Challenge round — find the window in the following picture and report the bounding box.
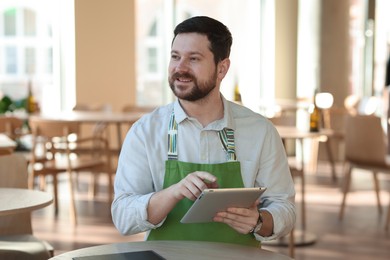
[0,3,52,109]
[135,0,273,110]
[4,8,16,36]
[0,0,74,113]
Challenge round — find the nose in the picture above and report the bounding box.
[175,58,189,73]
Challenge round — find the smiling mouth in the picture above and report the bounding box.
[173,72,194,83]
[177,77,192,83]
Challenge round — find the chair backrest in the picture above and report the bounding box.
[345,115,387,166]
[122,104,156,113]
[29,118,80,138]
[268,112,297,157]
[0,116,24,139]
[28,118,81,165]
[0,153,33,235]
[72,103,110,139]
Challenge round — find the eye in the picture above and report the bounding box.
[171,54,180,60]
[190,56,200,62]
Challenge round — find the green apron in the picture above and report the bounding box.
[147,112,259,247]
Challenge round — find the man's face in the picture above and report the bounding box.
[168,33,218,101]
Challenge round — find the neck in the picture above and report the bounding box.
[179,92,224,127]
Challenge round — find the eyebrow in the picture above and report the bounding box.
[171,50,205,57]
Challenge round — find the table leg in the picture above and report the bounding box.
[325,138,337,182]
[116,122,122,149]
[264,139,317,247]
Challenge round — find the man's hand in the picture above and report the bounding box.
[170,171,219,201]
[213,200,260,234]
[147,171,218,225]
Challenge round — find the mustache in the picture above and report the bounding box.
[171,72,195,80]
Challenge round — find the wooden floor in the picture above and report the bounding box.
[31,161,390,259]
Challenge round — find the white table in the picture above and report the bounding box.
[50,240,293,260]
[269,126,334,247]
[276,126,336,180]
[0,133,17,153]
[30,111,145,149]
[0,188,53,216]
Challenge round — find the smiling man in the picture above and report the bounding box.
[112,16,296,247]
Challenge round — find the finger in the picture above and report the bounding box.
[251,199,261,208]
[193,171,218,184]
[181,188,198,201]
[187,171,218,192]
[216,209,258,227]
[180,172,215,199]
[226,207,253,217]
[176,172,218,201]
[180,178,204,199]
[213,214,254,234]
[184,174,209,194]
[207,181,219,189]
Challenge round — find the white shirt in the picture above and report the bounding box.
[112,96,296,241]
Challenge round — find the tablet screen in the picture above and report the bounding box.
[180,187,266,224]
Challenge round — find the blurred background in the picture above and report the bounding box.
[0,0,389,115]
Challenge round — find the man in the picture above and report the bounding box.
[112,16,295,247]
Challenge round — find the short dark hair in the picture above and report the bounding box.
[173,16,233,64]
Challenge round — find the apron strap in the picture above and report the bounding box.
[168,112,178,160]
[218,128,237,161]
[167,111,237,162]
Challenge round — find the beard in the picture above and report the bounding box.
[168,69,218,101]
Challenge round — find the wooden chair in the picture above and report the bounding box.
[339,114,390,230]
[0,115,25,140]
[28,117,112,226]
[72,104,111,193]
[122,104,156,113]
[121,105,156,144]
[319,107,349,181]
[73,103,110,140]
[0,153,54,259]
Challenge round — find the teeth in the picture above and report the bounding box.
[178,77,191,82]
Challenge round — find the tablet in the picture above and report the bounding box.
[180,187,266,224]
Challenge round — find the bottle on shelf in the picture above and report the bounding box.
[233,79,242,103]
[26,80,36,114]
[309,89,320,132]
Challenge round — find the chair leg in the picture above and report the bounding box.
[67,170,78,226]
[288,228,295,258]
[52,174,59,215]
[28,167,34,189]
[372,172,382,215]
[325,138,337,182]
[309,138,319,174]
[386,195,390,231]
[300,170,306,230]
[39,175,46,190]
[106,152,113,202]
[339,164,352,220]
[108,170,113,202]
[88,172,97,199]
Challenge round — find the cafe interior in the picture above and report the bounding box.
[1,0,390,259]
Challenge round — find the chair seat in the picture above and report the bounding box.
[339,114,390,231]
[349,161,390,173]
[0,234,53,260]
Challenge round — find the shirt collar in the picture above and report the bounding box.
[173,95,236,131]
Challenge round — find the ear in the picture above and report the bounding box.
[217,58,230,81]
